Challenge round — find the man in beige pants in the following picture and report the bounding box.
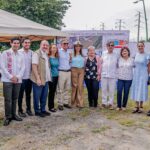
[57,39,72,110]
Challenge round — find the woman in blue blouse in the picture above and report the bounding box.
[48,44,59,112]
[71,41,85,108]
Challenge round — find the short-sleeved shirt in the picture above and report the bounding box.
[72,55,84,68]
[32,50,51,82]
[85,57,98,80]
[118,57,134,80]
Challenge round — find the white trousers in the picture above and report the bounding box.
[101,77,116,105]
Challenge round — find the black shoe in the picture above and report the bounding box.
[49,108,57,112]
[35,112,45,117]
[18,111,26,117]
[58,105,64,111]
[12,115,23,121]
[3,118,11,126]
[42,111,51,116]
[26,110,33,116]
[147,110,150,116]
[63,104,72,109]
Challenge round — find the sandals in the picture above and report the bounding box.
[138,107,143,113]
[132,107,139,113]
[132,107,143,113]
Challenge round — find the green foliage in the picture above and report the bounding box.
[0,0,71,29]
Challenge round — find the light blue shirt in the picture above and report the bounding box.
[72,55,84,68]
[58,48,71,70]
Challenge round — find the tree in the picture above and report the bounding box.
[0,0,70,29]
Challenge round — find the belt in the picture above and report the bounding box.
[59,69,71,72]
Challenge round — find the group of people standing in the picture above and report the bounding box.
[1,37,150,126]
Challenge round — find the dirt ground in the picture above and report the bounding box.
[0,94,150,150]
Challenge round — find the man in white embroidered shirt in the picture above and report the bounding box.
[1,37,25,126]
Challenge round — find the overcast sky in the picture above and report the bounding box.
[63,0,150,41]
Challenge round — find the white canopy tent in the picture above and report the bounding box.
[0,9,69,42]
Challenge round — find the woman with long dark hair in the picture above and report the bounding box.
[71,41,85,108]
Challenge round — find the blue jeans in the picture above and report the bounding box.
[32,82,48,113]
[85,79,99,107]
[117,79,132,108]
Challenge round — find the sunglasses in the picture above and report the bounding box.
[108,44,114,47]
[63,43,69,45]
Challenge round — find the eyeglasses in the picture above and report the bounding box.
[108,45,114,47]
[63,43,69,45]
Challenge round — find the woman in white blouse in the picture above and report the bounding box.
[117,47,134,110]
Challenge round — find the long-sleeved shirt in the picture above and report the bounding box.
[18,48,32,79]
[101,51,118,78]
[58,48,71,70]
[1,48,25,83]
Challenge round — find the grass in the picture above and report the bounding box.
[92,126,111,134]
[65,87,150,130]
[68,107,91,120]
[118,119,136,127]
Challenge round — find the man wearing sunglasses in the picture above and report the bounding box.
[101,41,118,109]
[57,39,72,110]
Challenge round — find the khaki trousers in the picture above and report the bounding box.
[57,71,71,106]
[71,68,84,107]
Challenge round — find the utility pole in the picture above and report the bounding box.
[100,22,105,30]
[115,19,125,30]
[133,0,148,41]
[136,11,142,42]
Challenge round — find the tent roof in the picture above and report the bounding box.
[0,9,69,42]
